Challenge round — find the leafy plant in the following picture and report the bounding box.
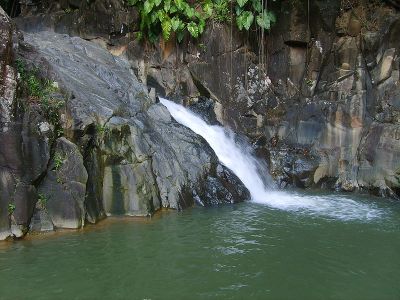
[38,194,48,209]
[256,10,276,29]
[236,9,254,30]
[126,0,276,43]
[7,203,15,215]
[212,0,231,23]
[16,59,65,138]
[305,78,314,87]
[127,0,210,43]
[53,152,65,171]
[235,0,276,31]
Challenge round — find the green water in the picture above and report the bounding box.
[0,194,400,300]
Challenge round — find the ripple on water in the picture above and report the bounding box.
[251,191,388,221]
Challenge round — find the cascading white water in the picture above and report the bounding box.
[160,98,384,221]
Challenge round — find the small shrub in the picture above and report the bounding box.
[213,0,231,23]
[15,59,65,137]
[7,203,16,215]
[53,152,65,171]
[38,194,47,209]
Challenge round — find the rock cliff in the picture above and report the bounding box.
[0,6,249,240]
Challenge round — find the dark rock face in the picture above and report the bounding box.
[17,0,137,42]
[0,7,16,240]
[0,7,50,239]
[0,28,249,239]
[154,0,400,198]
[38,137,88,229]
[0,4,250,239]
[188,97,219,125]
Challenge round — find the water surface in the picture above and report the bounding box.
[1,193,399,300]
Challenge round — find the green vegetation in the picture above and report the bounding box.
[127,0,208,42]
[305,78,314,87]
[16,59,64,137]
[126,0,276,43]
[53,152,65,171]
[38,194,48,209]
[96,123,107,134]
[53,152,66,184]
[7,203,15,215]
[236,0,276,31]
[213,0,231,23]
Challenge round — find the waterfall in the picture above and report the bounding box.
[160,98,384,221]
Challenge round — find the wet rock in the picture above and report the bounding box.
[30,209,54,232]
[269,147,319,188]
[214,164,250,201]
[1,7,49,240]
[13,183,37,228]
[188,97,219,125]
[16,0,138,42]
[195,164,250,206]
[372,48,396,84]
[21,31,249,220]
[38,137,88,229]
[347,18,362,37]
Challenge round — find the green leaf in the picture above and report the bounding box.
[169,4,178,13]
[235,5,243,16]
[256,10,276,29]
[136,31,143,40]
[127,0,139,5]
[157,9,166,22]
[164,0,171,11]
[251,0,262,13]
[177,30,185,43]
[185,5,195,18]
[143,0,154,14]
[236,0,249,8]
[151,11,158,23]
[198,18,206,34]
[148,30,159,43]
[187,21,199,38]
[236,10,254,31]
[203,2,213,18]
[171,16,182,31]
[174,0,185,10]
[162,18,172,40]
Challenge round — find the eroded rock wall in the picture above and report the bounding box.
[0,7,51,240]
[113,0,400,197]
[0,6,250,240]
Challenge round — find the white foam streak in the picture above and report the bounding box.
[160,98,384,221]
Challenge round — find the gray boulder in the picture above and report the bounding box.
[38,137,87,229]
[19,31,249,222]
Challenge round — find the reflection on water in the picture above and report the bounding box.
[0,196,399,300]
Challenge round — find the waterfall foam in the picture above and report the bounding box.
[160,98,385,221]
